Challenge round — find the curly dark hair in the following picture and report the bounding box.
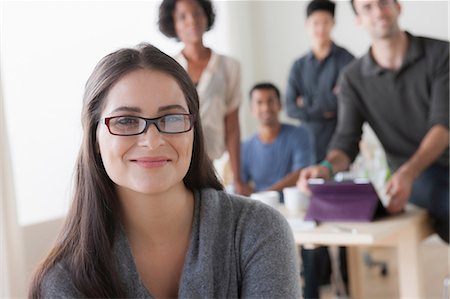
[158,0,215,39]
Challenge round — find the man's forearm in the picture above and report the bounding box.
[325,149,352,174]
[398,125,449,179]
[267,170,300,192]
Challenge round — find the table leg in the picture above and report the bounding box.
[396,229,424,299]
[328,246,347,297]
[347,246,364,299]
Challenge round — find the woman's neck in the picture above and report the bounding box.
[182,42,210,62]
[182,44,211,83]
[118,184,194,246]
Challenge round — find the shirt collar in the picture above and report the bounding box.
[402,32,423,67]
[361,31,423,76]
[176,49,219,73]
[306,42,338,61]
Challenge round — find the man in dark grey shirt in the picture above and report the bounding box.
[300,0,449,243]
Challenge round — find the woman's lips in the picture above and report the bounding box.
[131,157,170,168]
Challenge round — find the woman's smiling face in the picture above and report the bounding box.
[97,69,194,196]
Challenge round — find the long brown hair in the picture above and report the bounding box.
[29,44,222,298]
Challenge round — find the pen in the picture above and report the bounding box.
[332,225,358,234]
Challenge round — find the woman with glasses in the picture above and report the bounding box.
[28,44,300,298]
[159,0,245,194]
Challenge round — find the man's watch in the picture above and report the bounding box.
[319,160,334,177]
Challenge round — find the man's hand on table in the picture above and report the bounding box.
[386,166,415,214]
[297,164,332,195]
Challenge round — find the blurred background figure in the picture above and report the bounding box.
[286,0,354,163]
[159,0,244,193]
[285,1,354,297]
[240,82,315,197]
[299,0,449,244]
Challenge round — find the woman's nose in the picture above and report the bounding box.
[137,124,165,149]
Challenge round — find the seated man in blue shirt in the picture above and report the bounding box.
[240,82,315,197]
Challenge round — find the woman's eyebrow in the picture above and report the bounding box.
[158,104,188,113]
[109,104,187,114]
[111,106,141,113]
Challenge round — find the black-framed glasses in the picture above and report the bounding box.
[102,114,195,136]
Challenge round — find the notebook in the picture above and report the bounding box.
[304,178,388,222]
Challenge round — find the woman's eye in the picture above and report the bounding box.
[114,117,140,127]
[175,13,186,22]
[164,115,183,123]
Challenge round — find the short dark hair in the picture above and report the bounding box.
[307,0,336,18]
[249,82,281,103]
[159,0,215,39]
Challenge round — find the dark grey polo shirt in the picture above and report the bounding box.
[286,43,354,161]
[330,32,449,171]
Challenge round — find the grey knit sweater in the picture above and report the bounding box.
[41,188,301,298]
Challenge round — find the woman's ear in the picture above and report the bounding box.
[95,124,101,155]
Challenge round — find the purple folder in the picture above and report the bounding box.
[305,179,387,222]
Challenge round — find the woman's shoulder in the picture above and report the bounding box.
[173,51,187,68]
[198,189,289,232]
[197,189,299,296]
[199,188,255,212]
[211,51,240,68]
[39,261,83,297]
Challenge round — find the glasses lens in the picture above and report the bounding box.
[158,114,192,133]
[108,116,145,135]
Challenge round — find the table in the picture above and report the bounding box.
[284,205,434,299]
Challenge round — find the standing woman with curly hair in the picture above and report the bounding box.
[159,0,246,194]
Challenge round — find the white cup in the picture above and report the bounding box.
[283,186,310,216]
[250,191,280,209]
